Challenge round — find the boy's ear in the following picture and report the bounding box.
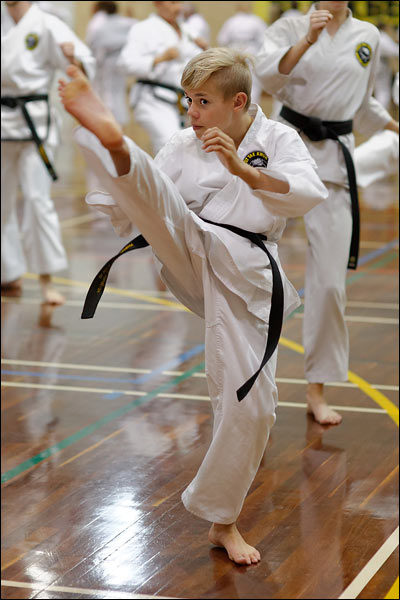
[233,92,248,111]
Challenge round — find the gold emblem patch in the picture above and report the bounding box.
[25,33,39,50]
[243,150,269,168]
[355,42,372,67]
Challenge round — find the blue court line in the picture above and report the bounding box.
[296,238,398,298]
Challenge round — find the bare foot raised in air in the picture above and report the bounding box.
[58,65,124,151]
[209,523,261,565]
[306,383,342,425]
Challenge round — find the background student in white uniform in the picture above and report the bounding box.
[58,48,327,565]
[87,1,137,127]
[255,1,399,425]
[1,0,95,304]
[217,2,267,105]
[181,1,210,50]
[117,0,203,155]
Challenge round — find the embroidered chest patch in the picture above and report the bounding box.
[25,33,39,50]
[355,42,372,67]
[243,150,269,168]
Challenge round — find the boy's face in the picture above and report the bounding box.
[184,78,246,141]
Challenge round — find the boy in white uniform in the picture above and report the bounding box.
[1,0,95,303]
[117,0,203,155]
[256,1,399,425]
[58,48,327,564]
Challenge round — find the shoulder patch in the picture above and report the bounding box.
[243,150,269,168]
[355,42,372,67]
[25,33,39,50]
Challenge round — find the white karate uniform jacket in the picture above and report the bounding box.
[75,104,327,523]
[1,2,95,144]
[117,13,202,153]
[255,7,394,384]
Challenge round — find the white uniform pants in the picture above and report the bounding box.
[1,141,68,283]
[77,129,277,524]
[303,183,352,383]
[133,95,183,155]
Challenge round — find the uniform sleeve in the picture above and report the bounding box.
[253,127,328,217]
[353,38,392,137]
[117,22,157,79]
[46,15,96,80]
[255,18,299,95]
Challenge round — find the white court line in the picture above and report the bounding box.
[2,359,398,392]
[0,580,177,599]
[294,314,399,325]
[346,301,399,310]
[3,297,399,320]
[0,382,388,414]
[338,527,399,599]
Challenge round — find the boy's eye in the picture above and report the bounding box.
[200,99,208,105]
[185,96,192,104]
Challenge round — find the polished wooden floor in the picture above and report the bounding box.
[1,107,399,599]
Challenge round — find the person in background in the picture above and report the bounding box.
[1,0,95,304]
[87,1,138,127]
[256,0,399,425]
[217,2,268,104]
[181,1,210,50]
[117,1,203,156]
[373,23,399,109]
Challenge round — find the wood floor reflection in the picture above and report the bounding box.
[1,138,398,599]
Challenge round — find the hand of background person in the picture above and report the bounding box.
[307,9,333,44]
[60,42,75,62]
[158,47,180,63]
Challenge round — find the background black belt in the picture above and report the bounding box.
[280,105,359,270]
[136,79,187,120]
[81,218,284,402]
[1,94,58,180]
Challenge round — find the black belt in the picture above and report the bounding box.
[81,218,284,402]
[136,79,187,123]
[1,94,58,180]
[280,105,359,269]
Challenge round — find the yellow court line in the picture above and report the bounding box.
[57,428,124,468]
[23,273,189,311]
[385,576,399,599]
[279,337,399,427]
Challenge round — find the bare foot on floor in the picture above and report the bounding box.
[58,65,124,151]
[1,278,22,297]
[42,288,65,306]
[306,383,342,426]
[209,523,261,565]
[39,275,65,306]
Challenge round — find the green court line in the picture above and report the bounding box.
[1,362,205,484]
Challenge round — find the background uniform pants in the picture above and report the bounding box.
[1,141,67,283]
[303,182,352,383]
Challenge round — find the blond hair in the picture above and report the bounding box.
[181,47,253,110]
